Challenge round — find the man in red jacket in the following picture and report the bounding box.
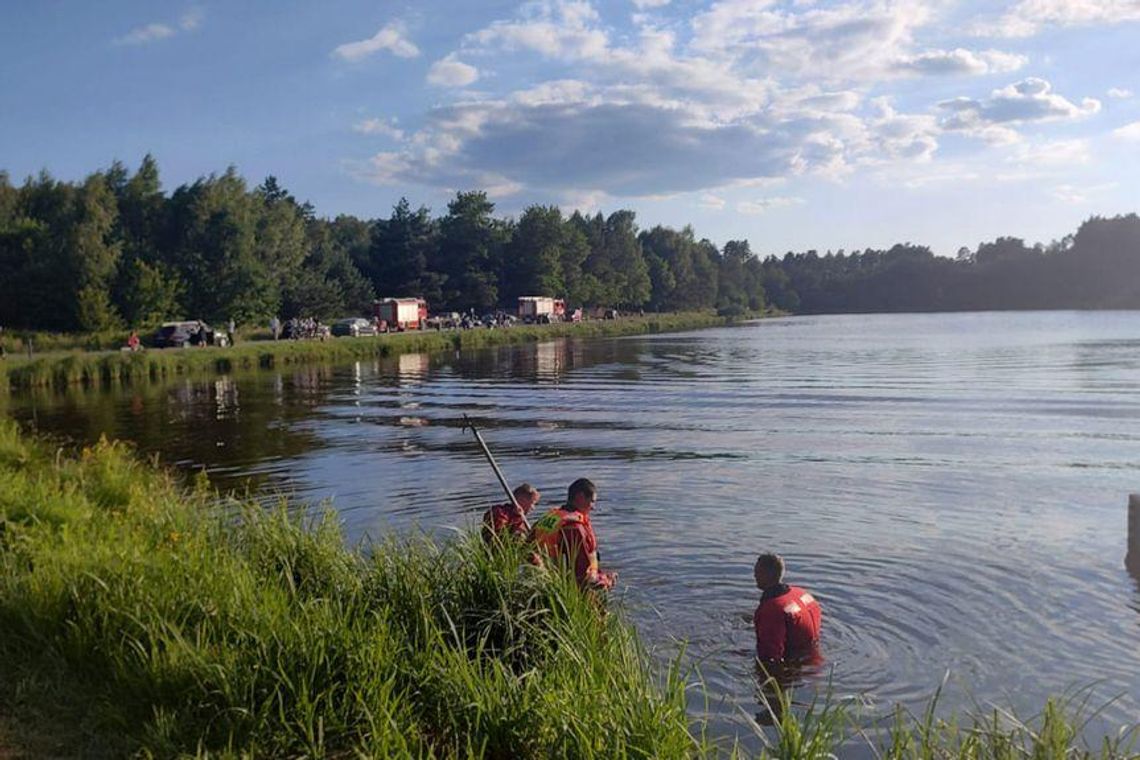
[753,553,821,662]
[482,483,541,543]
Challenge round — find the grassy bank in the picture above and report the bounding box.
[2,421,1138,758]
[0,419,704,758]
[1,312,731,394]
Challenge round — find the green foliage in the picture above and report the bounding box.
[1,157,772,331]
[0,421,706,757]
[439,191,508,311]
[366,198,443,303]
[115,258,183,327]
[641,225,721,311]
[503,205,570,299]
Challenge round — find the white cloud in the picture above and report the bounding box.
[1007,138,1090,167]
[333,23,420,61]
[1108,87,1134,99]
[353,118,405,140]
[427,55,480,87]
[899,168,981,189]
[1050,182,1118,204]
[469,0,608,61]
[180,8,203,31]
[511,79,595,106]
[689,0,935,83]
[699,193,726,210]
[736,196,804,214]
[894,48,1027,76]
[974,0,1140,38]
[115,23,175,45]
[938,78,1101,141]
[867,97,938,161]
[1113,121,1140,140]
[632,0,671,7]
[345,1,1048,201]
[113,9,204,45]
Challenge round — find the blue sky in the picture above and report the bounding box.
[2,0,1139,256]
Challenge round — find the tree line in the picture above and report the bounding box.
[1,155,1138,332]
[762,216,1140,314]
[0,156,764,332]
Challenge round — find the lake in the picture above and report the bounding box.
[8,310,1140,752]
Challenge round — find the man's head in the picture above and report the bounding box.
[513,483,540,513]
[754,553,785,591]
[566,478,597,513]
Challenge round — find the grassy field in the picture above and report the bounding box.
[1,312,731,394]
[1,420,1137,758]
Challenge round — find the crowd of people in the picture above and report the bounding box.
[269,316,328,341]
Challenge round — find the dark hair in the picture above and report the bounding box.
[754,553,785,583]
[566,477,596,509]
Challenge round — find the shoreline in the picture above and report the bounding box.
[1,311,743,395]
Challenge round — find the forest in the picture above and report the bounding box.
[1,155,1138,332]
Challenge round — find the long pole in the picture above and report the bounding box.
[462,414,520,510]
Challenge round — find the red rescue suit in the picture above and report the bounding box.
[529,507,611,588]
[482,502,528,543]
[754,584,821,662]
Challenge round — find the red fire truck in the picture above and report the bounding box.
[373,297,428,331]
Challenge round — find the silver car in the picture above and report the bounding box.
[331,317,377,337]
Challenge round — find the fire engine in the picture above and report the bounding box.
[517,296,566,323]
[373,297,428,331]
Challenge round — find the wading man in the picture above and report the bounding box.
[753,553,821,663]
[530,478,616,590]
[482,483,541,543]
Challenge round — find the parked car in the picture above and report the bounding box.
[152,321,228,348]
[331,317,377,337]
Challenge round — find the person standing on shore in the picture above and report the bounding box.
[482,483,541,543]
[227,318,236,346]
[270,316,280,341]
[752,553,821,663]
[530,478,616,590]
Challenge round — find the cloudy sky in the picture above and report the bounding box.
[2,1,1139,255]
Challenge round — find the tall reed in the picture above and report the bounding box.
[0,420,705,757]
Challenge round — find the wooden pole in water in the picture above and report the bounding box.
[1128,494,1140,575]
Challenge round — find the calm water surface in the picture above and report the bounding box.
[8,311,1140,751]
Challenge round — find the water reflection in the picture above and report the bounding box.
[752,652,828,726]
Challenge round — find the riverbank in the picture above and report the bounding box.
[1,421,1137,758]
[1,312,733,394]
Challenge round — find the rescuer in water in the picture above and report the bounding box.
[482,483,541,543]
[753,553,822,663]
[529,478,616,590]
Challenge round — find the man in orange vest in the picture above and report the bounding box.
[529,478,616,589]
[753,553,822,662]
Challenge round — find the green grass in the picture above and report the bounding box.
[1,312,737,394]
[0,420,708,758]
[1,420,1136,758]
